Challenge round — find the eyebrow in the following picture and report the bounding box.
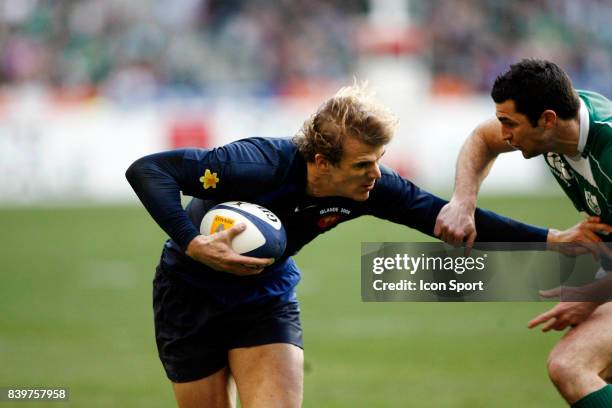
[354,150,386,164]
[497,116,517,125]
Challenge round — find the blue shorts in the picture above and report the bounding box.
[153,264,303,383]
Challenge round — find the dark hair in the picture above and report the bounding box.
[293,82,397,165]
[491,59,580,127]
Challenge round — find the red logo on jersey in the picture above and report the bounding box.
[317,214,341,229]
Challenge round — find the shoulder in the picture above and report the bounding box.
[184,137,298,165]
[579,90,612,126]
[185,137,299,178]
[179,137,303,195]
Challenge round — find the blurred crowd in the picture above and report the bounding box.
[0,0,366,100]
[0,0,610,100]
[419,0,612,96]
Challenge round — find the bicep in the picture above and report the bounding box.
[472,118,514,155]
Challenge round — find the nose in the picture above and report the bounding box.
[370,163,382,180]
[501,126,513,141]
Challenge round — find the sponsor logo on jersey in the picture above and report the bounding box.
[200,169,219,189]
[585,191,601,215]
[545,153,573,181]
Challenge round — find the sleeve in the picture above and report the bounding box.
[366,166,548,242]
[125,139,286,250]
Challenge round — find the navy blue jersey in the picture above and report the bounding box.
[126,137,547,305]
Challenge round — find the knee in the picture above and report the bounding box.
[547,346,595,403]
[547,352,579,389]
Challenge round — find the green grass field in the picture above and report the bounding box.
[0,195,582,407]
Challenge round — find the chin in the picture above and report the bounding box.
[352,192,371,201]
[522,150,542,159]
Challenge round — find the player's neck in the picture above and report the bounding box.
[305,162,332,197]
[553,116,581,156]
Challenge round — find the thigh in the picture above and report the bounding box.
[153,265,230,382]
[552,302,612,373]
[172,367,237,408]
[229,343,303,408]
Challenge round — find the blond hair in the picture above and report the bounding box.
[294,81,399,165]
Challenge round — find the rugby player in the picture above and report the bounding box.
[127,82,605,408]
[435,59,612,407]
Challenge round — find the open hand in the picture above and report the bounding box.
[527,301,600,332]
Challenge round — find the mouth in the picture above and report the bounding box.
[506,140,520,150]
[361,182,376,191]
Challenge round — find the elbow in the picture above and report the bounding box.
[125,157,148,186]
[125,161,138,185]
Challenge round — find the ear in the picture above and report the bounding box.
[314,153,330,171]
[540,110,557,129]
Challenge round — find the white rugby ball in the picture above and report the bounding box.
[200,201,287,260]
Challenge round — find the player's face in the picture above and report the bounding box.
[495,100,553,159]
[328,136,385,201]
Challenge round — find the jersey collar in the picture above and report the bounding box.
[578,97,590,157]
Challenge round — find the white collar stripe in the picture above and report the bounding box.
[577,98,589,153]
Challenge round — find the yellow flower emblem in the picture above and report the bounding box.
[199,169,219,189]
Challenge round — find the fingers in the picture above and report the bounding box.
[583,221,612,235]
[528,304,579,332]
[438,227,476,251]
[577,227,612,258]
[582,227,603,242]
[578,220,612,258]
[528,307,569,332]
[463,231,477,256]
[435,222,473,248]
[232,253,274,267]
[541,318,560,332]
[434,203,478,250]
[433,218,442,237]
[575,241,612,261]
[541,318,572,332]
[434,225,464,246]
[583,217,612,235]
[539,287,561,298]
[219,253,273,276]
[223,223,247,239]
[527,308,557,329]
[215,257,272,276]
[552,218,612,259]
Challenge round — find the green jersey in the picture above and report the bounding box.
[544,90,612,226]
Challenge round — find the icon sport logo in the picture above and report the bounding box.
[200,201,287,260]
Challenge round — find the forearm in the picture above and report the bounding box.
[371,168,548,242]
[373,182,548,242]
[473,207,548,242]
[451,131,498,210]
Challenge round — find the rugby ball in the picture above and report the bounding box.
[200,201,286,260]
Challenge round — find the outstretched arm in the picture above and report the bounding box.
[368,166,612,247]
[368,166,548,242]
